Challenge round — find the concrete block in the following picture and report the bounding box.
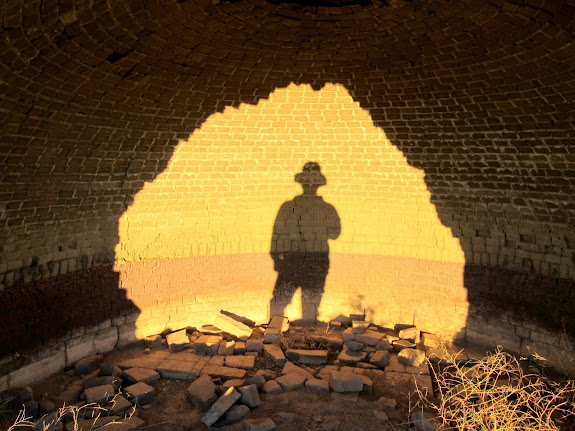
[225,355,256,370]
[201,365,247,381]
[125,382,154,405]
[94,327,118,353]
[83,375,120,390]
[264,344,286,366]
[201,387,241,426]
[421,333,440,348]
[66,334,96,366]
[329,371,363,393]
[247,374,266,389]
[222,378,246,391]
[208,355,225,366]
[186,374,217,410]
[399,327,421,344]
[107,395,133,416]
[355,330,385,346]
[262,380,282,394]
[122,367,160,385]
[82,384,115,404]
[156,360,200,380]
[352,321,369,334]
[342,328,355,342]
[329,320,342,330]
[281,361,314,380]
[263,327,281,343]
[285,349,327,365]
[305,378,329,392]
[239,384,261,407]
[222,341,236,356]
[226,404,250,423]
[276,372,306,391]
[370,350,391,368]
[345,341,364,351]
[337,350,367,365]
[214,314,253,340]
[358,374,373,394]
[246,339,264,352]
[194,335,222,355]
[74,355,104,375]
[99,364,122,377]
[393,340,416,352]
[9,351,65,389]
[118,322,138,347]
[166,330,191,352]
[398,349,426,367]
[264,316,289,343]
[375,338,393,351]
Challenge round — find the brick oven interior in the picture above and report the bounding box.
[1,0,574,410]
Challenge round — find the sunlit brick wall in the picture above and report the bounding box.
[115,83,467,340]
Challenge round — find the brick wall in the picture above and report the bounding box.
[1,0,574,375]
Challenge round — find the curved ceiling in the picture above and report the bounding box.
[1,0,573,103]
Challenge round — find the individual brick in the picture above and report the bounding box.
[398,348,426,367]
[352,321,370,334]
[193,335,222,355]
[166,330,191,352]
[246,339,264,352]
[421,333,441,348]
[82,384,115,405]
[329,371,363,393]
[186,374,217,410]
[226,405,250,423]
[262,380,282,394]
[201,365,247,381]
[124,382,155,405]
[224,355,255,370]
[281,361,314,380]
[398,327,421,344]
[276,372,307,391]
[83,375,120,390]
[305,378,329,392]
[264,344,286,366]
[121,367,160,385]
[370,350,391,368]
[201,387,241,427]
[238,384,261,407]
[75,355,103,375]
[213,313,253,340]
[285,349,327,365]
[354,330,385,346]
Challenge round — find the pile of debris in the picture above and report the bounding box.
[5,313,448,431]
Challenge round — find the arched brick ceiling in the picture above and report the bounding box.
[2,0,574,102]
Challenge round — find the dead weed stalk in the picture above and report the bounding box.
[6,395,135,431]
[415,347,575,431]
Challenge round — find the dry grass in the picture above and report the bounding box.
[415,348,575,431]
[6,396,135,431]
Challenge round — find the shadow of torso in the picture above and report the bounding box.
[270,194,341,321]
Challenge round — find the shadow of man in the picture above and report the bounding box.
[270,162,341,323]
